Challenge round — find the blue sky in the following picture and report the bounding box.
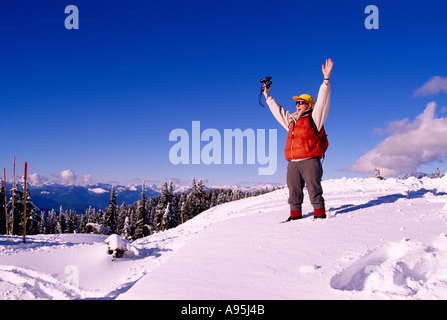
[1,0,447,186]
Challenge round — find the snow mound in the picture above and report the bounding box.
[103,234,138,259]
[331,235,447,299]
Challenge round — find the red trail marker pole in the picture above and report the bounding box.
[23,162,27,244]
[11,156,15,244]
[3,168,9,245]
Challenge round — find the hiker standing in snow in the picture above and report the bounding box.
[263,58,333,221]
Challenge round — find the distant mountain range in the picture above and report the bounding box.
[29,183,160,213]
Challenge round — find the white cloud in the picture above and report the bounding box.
[349,102,447,176]
[28,173,43,186]
[60,169,77,185]
[83,174,92,184]
[414,76,447,96]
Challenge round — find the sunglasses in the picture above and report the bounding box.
[296,101,310,106]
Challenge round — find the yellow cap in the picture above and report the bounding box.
[292,94,315,108]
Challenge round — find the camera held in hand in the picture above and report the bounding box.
[260,76,272,91]
[258,76,272,108]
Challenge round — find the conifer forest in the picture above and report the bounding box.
[0,177,280,241]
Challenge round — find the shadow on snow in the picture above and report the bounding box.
[327,188,447,216]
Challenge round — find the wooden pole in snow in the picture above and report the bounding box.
[23,162,27,244]
[3,168,9,245]
[11,156,15,244]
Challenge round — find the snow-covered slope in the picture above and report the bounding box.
[1,176,447,300]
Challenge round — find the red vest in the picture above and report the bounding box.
[284,113,326,161]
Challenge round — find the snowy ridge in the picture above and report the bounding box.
[1,176,447,299]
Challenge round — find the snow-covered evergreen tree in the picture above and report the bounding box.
[197,179,207,213]
[216,192,226,206]
[155,180,175,231]
[121,216,132,240]
[103,187,117,233]
[7,182,20,235]
[48,209,58,234]
[38,211,47,234]
[23,181,42,235]
[374,168,385,180]
[160,203,178,231]
[78,214,87,233]
[182,177,201,221]
[6,180,41,235]
[178,193,186,224]
[134,182,151,239]
[65,210,77,233]
[117,202,128,236]
[57,206,67,233]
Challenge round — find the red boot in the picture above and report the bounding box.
[314,208,326,219]
[286,209,302,222]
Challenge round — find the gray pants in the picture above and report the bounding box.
[287,158,324,211]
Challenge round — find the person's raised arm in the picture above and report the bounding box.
[322,58,333,85]
[264,84,290,131]
[312,58,333,130]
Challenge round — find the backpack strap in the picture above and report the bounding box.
[309,114,319,136]
[309,113,328,161]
